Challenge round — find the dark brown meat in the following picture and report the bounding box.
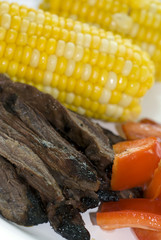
[0,82,99,210]
[0,75,114,180]
[0,156,47,226]
[102,128,125,146]
[0,101,64,202]
[97,185,143,202]
[47,203,90,240]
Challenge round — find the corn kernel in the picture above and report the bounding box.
[80,82,93,98]
[74,79,85,95]
[38,52,48,70]
[64,42,75,59]
[6,29,17,43]
[109,90,122,104]
[17,64,26,78]
[73,45,84,62]
[28,36,37,49]
[25,66,35,81]
[66,93,75,104]
[5,43,15,60]
[77,106,86,115]
[122,60,133,76]
[19,6,28,17]
[84,34,92,48]
[114,57,125,73]
[28,11,36,22]
[90,85,102,101]
[0,58,8,73]
[36,13,45,25]
[30,49,40,68]
[0,2,9,15]
[11,16,21,31]
[90,67,100,84]
[56,40,65,57]
[91,35,101,49]
[33,69,44,84]
[90,50,99,65]
[119,93,132,107]
[36,24,43,36]
[99,88,111,104]
[105,104,117,117]
[46,38,56,55]
[44,86,52,94]
[73,95,82,107]
[21,46,32,65]
[1,13,11,29]
[37,36,47,52]
[97,53,107,68]
[9,3,19,16]
[20,19,29,33]
[43,70,53,86]
[42,25,52,38]
[65,59,75,77]
[106,54,115,70]
[52,87,59,99]
[50,73,59,88]
[125,80,140,96]
[105,71,117,90]
[7,61,18,76]
[60,29,69,41]
[66,77,76,92]
[81,63,92,81]
[28,22,37,35]
[82,48,90,63]
[100,38,109,53]
[57,74,67,91]
[17,32,27,46]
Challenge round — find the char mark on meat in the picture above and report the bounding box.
[0,155,47,226]
[47,203,90,240]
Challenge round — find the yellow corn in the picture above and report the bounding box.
[0,1,155,122]
[40,0,161,81]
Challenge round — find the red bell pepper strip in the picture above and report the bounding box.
[97,199,161,231]
[144,160,161,199]
[133,228,161,240]
[111,137,161,191]
[122,121,161,141]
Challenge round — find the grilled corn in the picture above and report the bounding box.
[0,1,155,121]
[40,0,161,81]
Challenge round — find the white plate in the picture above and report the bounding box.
[1,0,161,239]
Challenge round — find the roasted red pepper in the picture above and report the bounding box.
[111,137,161,191]
[133,228,161,240]
[122,120,161,141]
[144,160,161,200]
[97,199,161,231]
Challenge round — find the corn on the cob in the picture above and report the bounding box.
[0,1,154,122]
[40,0,161,81]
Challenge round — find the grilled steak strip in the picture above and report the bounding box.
[47,203,90,240]
[0,91,99,193]
[0,75,114,180]
[0,156,47,226]
[0,103,64,202]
